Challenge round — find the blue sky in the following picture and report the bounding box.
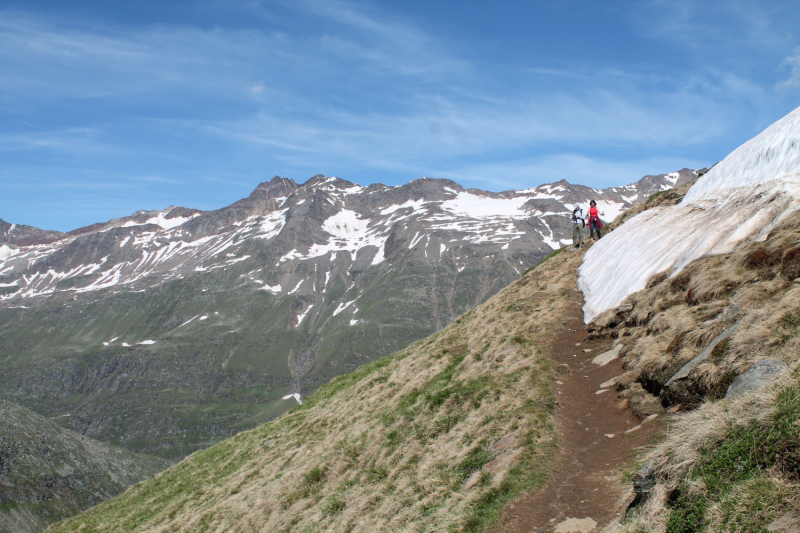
[1,0,799,231]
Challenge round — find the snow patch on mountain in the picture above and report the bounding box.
[296,305,312,326]
[122,210,199,230]
[287,281,302,295]
[579,105,800,323]
[333,300,356,316]
[281,209,388,266]
[260,283,281,295]
[322,209,369,237]
[381,199,427,215]
[439,192,531,219]
[282,393,302,404]
[255,210,288,240]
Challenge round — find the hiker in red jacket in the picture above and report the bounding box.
[588,200,604,240]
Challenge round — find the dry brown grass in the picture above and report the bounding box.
[47,248,588,533]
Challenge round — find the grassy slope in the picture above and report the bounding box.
[47,245,586,533]
[589,208,800,532]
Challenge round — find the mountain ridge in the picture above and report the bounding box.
[1,170,698,248]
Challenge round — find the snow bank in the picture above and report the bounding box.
[683,110,800,202]
[579,105,800,323]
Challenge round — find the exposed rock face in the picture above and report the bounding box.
[0,171,693,459]
[0,400,169,533]
[632,457,665,495]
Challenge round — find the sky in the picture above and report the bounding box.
[1,0,799,231]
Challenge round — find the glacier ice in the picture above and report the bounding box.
[579,105,800,323]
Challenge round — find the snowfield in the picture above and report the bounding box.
[579,105,800,323]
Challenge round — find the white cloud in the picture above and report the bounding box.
[777,47,800,90]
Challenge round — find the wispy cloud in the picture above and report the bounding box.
[777,47,800,90]
[0,127,116,156]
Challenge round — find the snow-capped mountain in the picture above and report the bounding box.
[580,105,800,322]
[0,171,696,302]
[0,170,696,458]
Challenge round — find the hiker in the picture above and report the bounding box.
[571,205,585,250]
[588,200,604,240]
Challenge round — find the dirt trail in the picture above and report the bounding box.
[493,299,659,533]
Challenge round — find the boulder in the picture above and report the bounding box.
[554,517,598,533]
[632,457,666,494]
[767,512,800,533]
[665,324,738,387]
[592,345,623,366]
[725,360,788,399]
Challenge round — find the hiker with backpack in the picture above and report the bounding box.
[588,200,604,240]
[571,205,585,250]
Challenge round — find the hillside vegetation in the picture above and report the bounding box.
[46,242,588,533]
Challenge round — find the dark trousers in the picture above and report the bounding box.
[590,220,602,239]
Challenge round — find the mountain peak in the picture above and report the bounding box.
[302,174,359,191]
[246,176,300,201]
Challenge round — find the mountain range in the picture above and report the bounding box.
[0,169,698,460]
